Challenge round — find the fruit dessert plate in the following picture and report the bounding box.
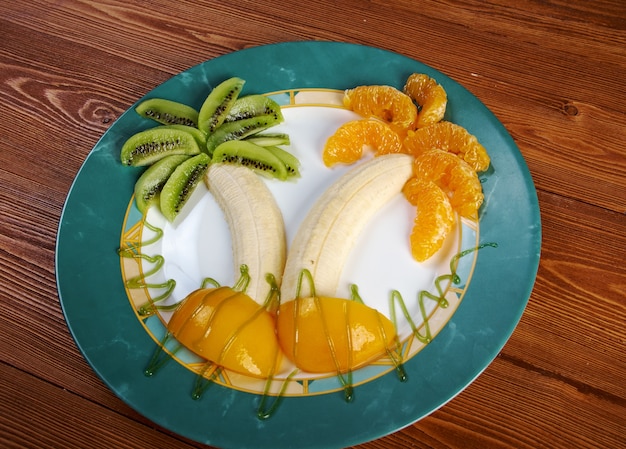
[57,41,541,449]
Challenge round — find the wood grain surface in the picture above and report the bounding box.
[1,1,625,448]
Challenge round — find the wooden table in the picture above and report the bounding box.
[1,1,625,448]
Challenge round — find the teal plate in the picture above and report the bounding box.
[56,41,541,449]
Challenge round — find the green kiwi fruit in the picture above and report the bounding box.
[120,127,201,166]
[160,153,211,222]
[198,77,245,135]
[225,95,284,122]
[244,133,291,147]
[162,124,207,148]
[212,140,288,180]
[134,154,191,214]
[135,98,199,127]
[264,146,300,178]
[205,114,283,155]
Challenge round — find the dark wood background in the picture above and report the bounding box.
[1,1,624,448]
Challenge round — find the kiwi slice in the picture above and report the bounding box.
[264,146,300,178]
[163,124,207,148]
[135,98,199,127]
[120,127,201,166]
[225,95,284,122]
[212,140,288,180]
[244,133,291,147]
[205,114,283,156]
[134,154,191,214]
[160,153,211,222]
[198,77,245,135]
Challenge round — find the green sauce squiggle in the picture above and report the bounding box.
[118,220,176,316]
[389,242,498,345]
[192,363,222,400]
[144,332,179,376]
[257,370,298,420]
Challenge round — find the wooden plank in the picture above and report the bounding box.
[0,363,207,449]
[502,190,626,397]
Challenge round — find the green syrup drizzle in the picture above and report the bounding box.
[118,220,176,316]
[254,272,301,419]
[191,363,222,400]
[390,242,498,345]
[144,332,179,377]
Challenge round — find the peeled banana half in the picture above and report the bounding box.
[281,153,414,299]
[204,163,287,304]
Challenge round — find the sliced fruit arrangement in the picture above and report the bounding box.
[125,73,493,391]
[120,77,298,221]
[326,72,491,262]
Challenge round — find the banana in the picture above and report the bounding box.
[281,153,414,299]
[204,163,287,304]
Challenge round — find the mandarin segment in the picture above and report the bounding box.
[343,85,418,133]
[322,119,402,166]
[403,177,455,262]
[414,149,484,218]
[277,296,397,373]
[403,121,491,172]
[403,73,448,128]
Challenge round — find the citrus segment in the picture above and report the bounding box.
[414,149,484,218]
[322,119,402,166]
[343,85,418,133]
[402,177,455,262]
[277,296,397,373]
[403,73,447,128]
[168,287,281,378]
[403,121,491,172]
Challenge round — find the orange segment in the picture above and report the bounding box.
[414,149,484,218]
[168,287,281,378]
[322,119,402,166]
[343,85,418,134]
[402,177,455,262]
[403,73,447,128]
[403,121,491,172]
[277,296,397,373]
